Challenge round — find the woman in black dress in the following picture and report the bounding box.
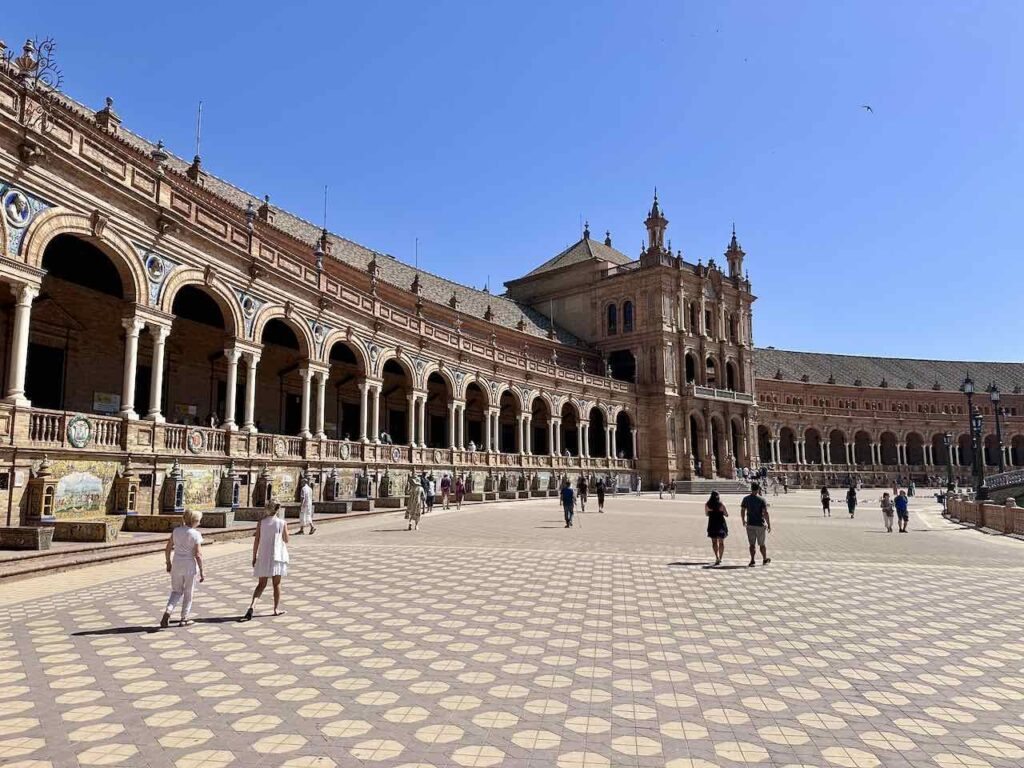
[705,490,729,566]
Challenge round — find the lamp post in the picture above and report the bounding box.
[963,375,978,494]
[989,383,1005,474]
[971,409,987,500]
[942,432,955,494]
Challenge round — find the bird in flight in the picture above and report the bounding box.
[861,105,874,113]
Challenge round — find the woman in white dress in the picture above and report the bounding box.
[244,504,290,620]
[161,510,205,628]
[405,475,426,530]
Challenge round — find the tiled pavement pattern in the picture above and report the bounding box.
[0,491,1023,767]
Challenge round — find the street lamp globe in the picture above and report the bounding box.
[971,411,983,433]
[989,384,1000,404]
[963,375,975,395]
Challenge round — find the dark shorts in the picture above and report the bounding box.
[896,509,909,520]
[707,526,728,539]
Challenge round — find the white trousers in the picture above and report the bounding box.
[299,506,313,525]
[165,564,197,619]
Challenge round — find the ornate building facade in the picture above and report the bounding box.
[0,44,1019,532]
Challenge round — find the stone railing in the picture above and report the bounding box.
[947,497,1024,535]
[10,403,637,473]
[689,384,756,404]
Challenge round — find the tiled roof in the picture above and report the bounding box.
[754,348,1024,393]
[52,93,584,346]
[520,235,634,279]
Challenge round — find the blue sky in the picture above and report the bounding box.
[10,1,1023,360]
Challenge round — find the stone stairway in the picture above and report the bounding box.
[673,478,752,495]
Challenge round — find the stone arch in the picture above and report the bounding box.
[689,411,707,473]
[828,429,846,465]
[758,424,773,463]
[420,362,458,396]
[0,202,8,258]
[560,398,583,422]
[616,409,634,459]
[460,372,492,403]
[778,426,797,463]
[159,268,244,336]
[854,430,873,465]
[906,432,925,465]
[321,331,370,373]
[880,431,898,465]
[1011,435,1024,467]
[804,427,823,464]
[684,351,697,384]
[730,415,746,466]
[252,306,314,357]
[22,208,147,303]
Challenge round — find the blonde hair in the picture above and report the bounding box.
[182,509,203,527]
[266,503,281,519]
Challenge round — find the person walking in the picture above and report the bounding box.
[670,480,677,500]
[880,492,895,533]
[425,474,437,513]
[894,489,910,533]
[781,475,789,494]
[297,477,315,535]
[846,486,858,518]
[454,474,465,510]
[635,475,642,496]
[405,475,426,531]
[561,479,575,528]
[576,474,589,513]
[245,505,289,620]
[705,490,729,566]
[741,482,772,567]
[160,510,205,628]
[658,480,665,499]
[440,473,452,510]
[820,486,831,517]
[595,477,606,513]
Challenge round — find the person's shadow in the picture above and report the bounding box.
[72,616,249,636]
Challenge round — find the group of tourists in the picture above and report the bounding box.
[821,484,911,532]
[404,471,466,530]
[703,482,772,567]
[560,474,607,527]
[160,502,290,628]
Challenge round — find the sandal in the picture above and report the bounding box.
[243,607,253,622]
[179,618,195,627]
[160,612,170,629]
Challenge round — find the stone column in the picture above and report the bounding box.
[523,414,532,455]
[796,439,805,465]
[584,424,591,458]
[577,422,584,457]
[242,351,260,432]
[871,442,879,465]
[823,442,831,465]
[314,369,328,439]
[548,419,556,457]
[370,384,381,443]
[610,426,617,458]
[457,403,465,449]
[146,324,171,422]
[448,401,457,449]
[417,396,427,448]
[297,367,313,438]
[120,317,144,419]
[484,408,492,452]
[409,393,419,447]
[4,283,38,406]
[631,427,638,459]
[222,347,240,430]
[358,380,369,442]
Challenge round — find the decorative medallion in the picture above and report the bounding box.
[433,449,442,463]
[66,415,93,449]
[273,437,287,458]
[186,428,205,454]
[241,295,257,318]
[340,443,351,460]
[2,189,30,229]
[390,446,402,463]
[311,322,326,345]
[145,253,165,281]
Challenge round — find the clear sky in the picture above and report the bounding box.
[9,1,1023,361]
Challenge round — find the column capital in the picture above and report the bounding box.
[242,349,261,366]
[121,316,145,335]
[12,281,40,305]
[223,346,242,364]
[147,322,171,343]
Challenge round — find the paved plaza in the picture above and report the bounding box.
[1,491,1023,768]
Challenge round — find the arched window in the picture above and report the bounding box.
[623,301,634,332]
[606,304,617,335]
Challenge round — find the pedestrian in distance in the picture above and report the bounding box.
[576,474,588,513]
[894,489,910,533]
[595,477,606,513]
[440,473,451,510]
[296,476,315,535]
[880,492,895,533]
[405,475,426,531]
[425,473,436,513]
[741,482,772,567]
[820,486,831,517]
[160,509,205,628]
[658,480,664,499]
[635,475,642,496]
[846,486,857,518]
[670,480,677,500]
[705,490,729,566]
[781,475,788,494]
[561,479,575,528]
[454,474,465,510]
[245,504,289,620]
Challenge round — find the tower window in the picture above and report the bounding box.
[607,304,617,335]
[623,301,634,333]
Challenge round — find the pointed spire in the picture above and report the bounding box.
[582,221,590,240]
[604,230,612,247]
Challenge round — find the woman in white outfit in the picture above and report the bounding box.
[161,510,205,628]
[245,504,290,620]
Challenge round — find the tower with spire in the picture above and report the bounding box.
[644,190,668,255]
[725,224,745,279]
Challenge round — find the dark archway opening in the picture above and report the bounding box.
[608,350,636,383]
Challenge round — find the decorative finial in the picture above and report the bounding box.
[244,200,256,233]
[583,221,590,239]
[604,230,612,247]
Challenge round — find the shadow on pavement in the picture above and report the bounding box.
[72,626,160,636]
